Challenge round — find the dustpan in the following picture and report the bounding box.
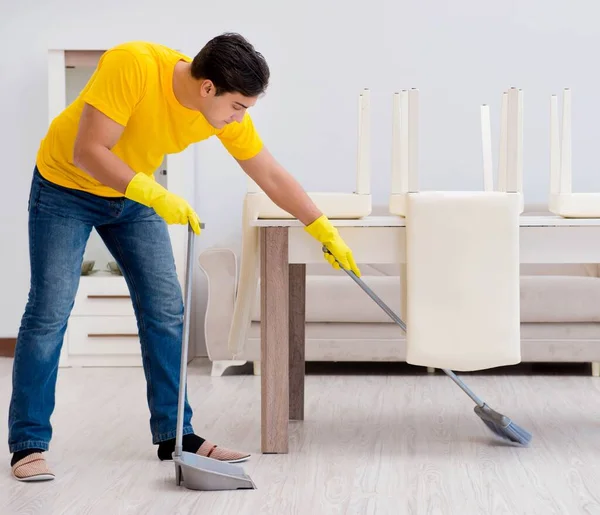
[173,223,257,491]
[174,452,257,491]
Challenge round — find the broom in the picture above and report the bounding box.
[323,246,532,446]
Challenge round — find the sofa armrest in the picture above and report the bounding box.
[197,247,238,360]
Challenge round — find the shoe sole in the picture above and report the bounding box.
[161,455,251,464]
[224,455,250,464]
[14,473,55,482]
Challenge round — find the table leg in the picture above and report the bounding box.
[289,263,306,420]
[260,226,289,453]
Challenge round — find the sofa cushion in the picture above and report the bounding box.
[250,274,600,324]
[251,275,403,323]
[520,275,600,322]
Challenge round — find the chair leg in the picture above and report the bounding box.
[253,361,261,376]
[592,362,600,378]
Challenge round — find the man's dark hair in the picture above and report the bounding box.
[191,33,270,97]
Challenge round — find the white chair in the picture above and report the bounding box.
[226,89,373,358]
[389,87,524,215]
[549,88,600,217]
[389,88,522,371]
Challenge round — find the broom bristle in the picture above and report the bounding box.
[474,404,532,446]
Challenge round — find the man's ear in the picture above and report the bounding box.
[200,79,214,97]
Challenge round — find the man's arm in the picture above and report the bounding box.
[236,146,361,275]
[72,47,147,192]
[73,102,201,233]
[73,103,136,193]
[236,146,322,226]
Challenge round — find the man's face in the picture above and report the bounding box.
[199,80,258,129]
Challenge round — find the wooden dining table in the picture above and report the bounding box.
[251,214,600,453]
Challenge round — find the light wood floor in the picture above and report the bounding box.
[1,358,600,514]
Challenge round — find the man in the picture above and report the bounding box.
[8,33,361,482]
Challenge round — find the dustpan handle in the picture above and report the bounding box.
[175,222,205,458]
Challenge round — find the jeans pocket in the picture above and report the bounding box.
[35,172,103,225]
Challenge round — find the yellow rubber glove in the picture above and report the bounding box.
[304,214,361,277]
[125,173,202,235]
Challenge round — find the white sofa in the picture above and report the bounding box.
[198,206,600,378]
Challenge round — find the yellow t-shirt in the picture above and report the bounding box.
[36,41,264,197]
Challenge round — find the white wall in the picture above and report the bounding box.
[2,0,600,353]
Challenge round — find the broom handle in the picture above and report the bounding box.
[322,246,485,408]
[174,223,205,458]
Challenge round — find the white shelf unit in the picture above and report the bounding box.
[48,48,194,367]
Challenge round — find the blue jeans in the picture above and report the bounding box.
[8,167,195,453]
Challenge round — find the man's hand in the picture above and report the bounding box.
[236,147,360,275]
[125,173,202,235]
[304,214,361,276]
